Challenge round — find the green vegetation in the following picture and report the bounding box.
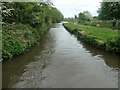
[63,1,120,54]
[83,20,120,30]
[2,2,63,60]
[63,22,120,54]
[78,11,92,23]
[0,29,1,62]
[2,24,40,59]
[98,1,120,20]
[73,2,120,30]
[74,11,120,30]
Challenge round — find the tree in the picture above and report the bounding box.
[49,7,63,23]
[2,1,64,59]
[78,11,93,23]
[78,12,87,23]
[1,1,63,27]
[98,1,120,20]
[75,15,77,19]
[83,10,92,21]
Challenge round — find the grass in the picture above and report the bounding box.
[83,20,120,30]
[63,22,120,54]
[77,24,118,42]
[64,22,118,42]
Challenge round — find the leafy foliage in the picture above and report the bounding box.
[78,11,92,24]
[78,13,87,23]
[2,2,63,28]
[98,2,120,20]
[2,24,40,60]
[106,36,120,53]
[2,2,63,60]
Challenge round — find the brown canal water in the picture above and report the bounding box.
[2,23,119,88]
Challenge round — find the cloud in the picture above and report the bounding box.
[52,0,101,18]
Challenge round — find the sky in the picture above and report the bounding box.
[52,0,101,18]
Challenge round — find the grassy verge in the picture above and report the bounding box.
[63,22,120,54]
[80,20,120,30]
[2,23,51,60]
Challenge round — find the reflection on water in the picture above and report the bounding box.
[2,23,119,88]
[80,41,119,70]
[2,33,49,88]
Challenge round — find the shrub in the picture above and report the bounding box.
[2,24,40,60]
[106,36,120,53]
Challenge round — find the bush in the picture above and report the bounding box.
[106,36,120,53]
[117,21,120,30]
[2,24,40,60]
[2,2,63,60]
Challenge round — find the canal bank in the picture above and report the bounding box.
[3,23,119,88]
[63,22,120,54]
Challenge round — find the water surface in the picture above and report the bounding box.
[2,23,119,88]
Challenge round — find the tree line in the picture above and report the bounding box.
[1,1,64,60]
[98,1,120,20]
[2,1,63,28]
[72,1,120,23]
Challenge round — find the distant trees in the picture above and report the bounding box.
[78,12,87,23]
[49,7,63,23]
[75,15,77,19]
[78,11,92,23]
[98,1,120,20]
[83,11,92,20]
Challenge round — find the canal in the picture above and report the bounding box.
[2,23,119,88]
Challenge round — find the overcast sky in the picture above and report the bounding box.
[52,0,101,18]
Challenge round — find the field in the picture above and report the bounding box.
[78,20,120,30]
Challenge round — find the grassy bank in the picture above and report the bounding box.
[63,22,120,54]
[2,23,51,60]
